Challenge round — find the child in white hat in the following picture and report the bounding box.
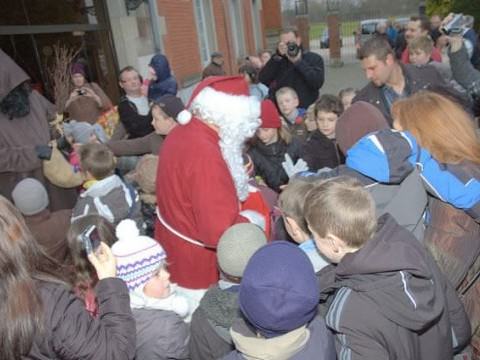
[112,219,190,359]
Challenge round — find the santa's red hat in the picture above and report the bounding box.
[177,76,252,125]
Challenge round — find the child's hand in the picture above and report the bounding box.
[87,242,117,280]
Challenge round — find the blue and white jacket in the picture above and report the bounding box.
[346,129,480,222]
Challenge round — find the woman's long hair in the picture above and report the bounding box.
[0,195,59,359]
[65,215,116,300]
[391,91,480,164]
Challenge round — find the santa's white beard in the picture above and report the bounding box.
[218,134,250,201]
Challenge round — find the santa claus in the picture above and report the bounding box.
[155,76,261,292]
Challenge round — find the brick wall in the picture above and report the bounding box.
[155,0,281,88]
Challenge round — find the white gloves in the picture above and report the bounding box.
[239,209,266,231]
[282,154,309,178]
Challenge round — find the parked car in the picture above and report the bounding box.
[320,28,343,49]
[359,18,388,45]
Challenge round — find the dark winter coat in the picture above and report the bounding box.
[259,50,325,108]
[72,174,142,228]
[222,315,336,360]
[189,285,240,360]
[26,278,136,359]
[318,214,471,360]
[248,138,303,192]
[148,54,177,102]
[449,44,480,101]
[133,308,189,360]
[24,209,71,263]
[301,130,342,172]
[353,63,447,126]
[117,96,154,139]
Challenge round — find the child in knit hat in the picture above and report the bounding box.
[189,223,267,360]
[278,177,329,273]
[63,120,108,173]
[248,99,305,192]
[11,178,72,263]
[112,219,190,359]
[222,241,336,360]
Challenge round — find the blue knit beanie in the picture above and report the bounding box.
[239,241,320,338]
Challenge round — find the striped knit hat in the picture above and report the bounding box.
[112,219,166,291]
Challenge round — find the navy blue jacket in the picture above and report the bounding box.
[148,54,177,102]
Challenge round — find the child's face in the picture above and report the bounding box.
[256,127,279,145]
[304,114,318,132]
[341,93,355,110]
[143,267,171,299]
[409,49,430,65]
[316,111,338,139]
[282,216,307,244]
[277,93,299,117]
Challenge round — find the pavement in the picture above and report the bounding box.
[321,61,368,95]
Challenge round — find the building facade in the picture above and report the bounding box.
[1,0,282,103]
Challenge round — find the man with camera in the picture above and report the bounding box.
[259,28,325,108]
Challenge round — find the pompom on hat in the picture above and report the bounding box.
[176,75,256,125]
[260,99,281,129]
[112,219,167,291]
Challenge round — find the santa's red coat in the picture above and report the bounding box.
[155,117,247,289]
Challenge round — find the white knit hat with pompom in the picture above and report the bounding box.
[112,219,166,291]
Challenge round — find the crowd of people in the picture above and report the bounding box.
[0,13,479,360]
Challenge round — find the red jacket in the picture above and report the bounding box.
[401,46,442,64]
[155,118,246,289]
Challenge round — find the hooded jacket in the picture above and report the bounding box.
[148,54,178,103]
[319,214,470,360]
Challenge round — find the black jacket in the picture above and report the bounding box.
[302,130,343,172]
[248,138,302,192]
[118,96,154,139]
[27,278,136,359]
[318,214,471,359]
[353,63,446,126]
[259,50,325,108]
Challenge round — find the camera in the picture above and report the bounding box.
[441,13,465,35]
[77,89,86,96]
[287,42,300,58]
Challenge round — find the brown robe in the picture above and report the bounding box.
[0,50,77,210]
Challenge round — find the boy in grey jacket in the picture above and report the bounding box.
[72,143,142,227]
[305,177,471,360]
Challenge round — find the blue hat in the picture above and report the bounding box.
[239,241,320,338]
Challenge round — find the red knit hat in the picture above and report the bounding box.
[260,100,281,129]
[177,76,250,125]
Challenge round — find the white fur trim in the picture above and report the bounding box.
[177,109,192,125]
[190,87,261,201]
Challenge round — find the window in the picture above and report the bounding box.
[251,0,263,52]
[193,0,217,65]
[229,0,246,58]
